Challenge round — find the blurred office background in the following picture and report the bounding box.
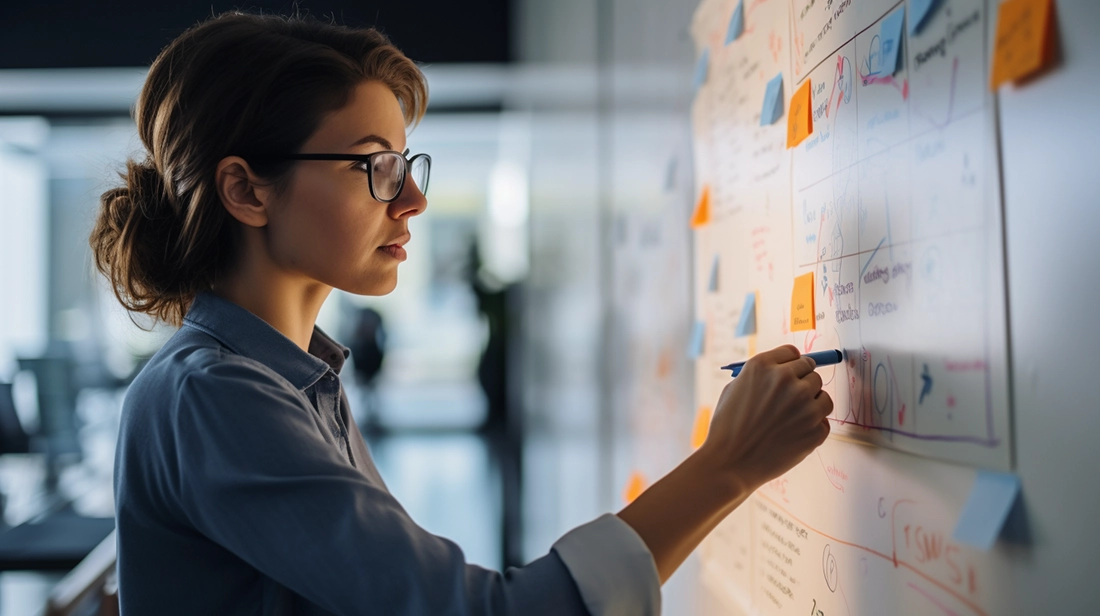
[0,1,699,613]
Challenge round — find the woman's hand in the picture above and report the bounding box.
[617,344,833,584]
[700,344,834,495]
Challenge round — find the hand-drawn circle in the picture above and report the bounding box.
[822,544,839,592]
[873,363,889,414]
[836,56,854,103]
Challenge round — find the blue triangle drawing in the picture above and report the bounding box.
[693,48,711,92]
[725,1,745,45]
[688,320,706,359]
[735,293,757,337]
[760,73,784,126]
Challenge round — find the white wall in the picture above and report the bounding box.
[1000,0,1100,610]
[0,119,50,377]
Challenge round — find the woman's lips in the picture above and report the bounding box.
[380,244,407,261]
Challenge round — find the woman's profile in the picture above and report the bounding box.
[90,11,833,615]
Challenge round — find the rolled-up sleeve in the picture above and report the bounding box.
[170,353,656,615]
[552,514,661,616]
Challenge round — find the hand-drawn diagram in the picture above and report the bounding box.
[691,0,1010,471]
[688,0,1012,612]
[697,439,1012,616]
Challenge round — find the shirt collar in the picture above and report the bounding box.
[182,289,350,391]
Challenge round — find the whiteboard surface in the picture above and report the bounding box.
[687,0,1021,612]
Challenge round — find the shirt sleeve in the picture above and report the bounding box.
[552,514,662,616]
[171,355,590,616]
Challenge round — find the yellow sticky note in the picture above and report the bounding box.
[690,185,712,229]
[623,471,648,504]
[690,406,713,450]
[786,79,813,149]
[991,0,1054,89]
[791,271,816,332]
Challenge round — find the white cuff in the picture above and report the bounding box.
[551,513,661,616]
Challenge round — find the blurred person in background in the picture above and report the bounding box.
[344,305,386,431]
[89,11,833,615]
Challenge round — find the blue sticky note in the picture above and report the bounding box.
[878,8,905,76]
[708,255,720,292]
[693,48,710,92]
[735,293,757,337]
[725,1,744,45]
[688,321,706,359]
[760,73,784,126]
[953,471,1021,551]
[909,0,940,34]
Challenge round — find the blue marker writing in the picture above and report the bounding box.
[721,349,844,377]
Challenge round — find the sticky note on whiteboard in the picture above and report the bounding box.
[623,471,648,504]
[760,73,784,126]
[690,406,712,450]
[909,0,940,34]
[953,471,1022,550]
[690,185,712,228]
[787,79,813,149]
[735,292,757,337]
[693,48,711,91]
[687,320,706,359]
[725,0,744,44]
[790,272,816,332]
[990,0,1054,89]
[878,7,905,76]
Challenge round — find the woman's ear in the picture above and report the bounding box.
[215,156,276,227]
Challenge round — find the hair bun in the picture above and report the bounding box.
[90,159,189,327]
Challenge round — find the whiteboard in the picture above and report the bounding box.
[687,0,1015,613]
[690,0,1011,470]
[698,438,1012,615]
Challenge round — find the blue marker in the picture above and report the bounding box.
[721,349,844,377]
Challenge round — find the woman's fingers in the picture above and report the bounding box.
[787,355,817,378]
[760,344,800,364]
[813,389,834,418]
[800,369,823,394]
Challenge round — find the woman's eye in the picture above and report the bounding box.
[353,161,371,173]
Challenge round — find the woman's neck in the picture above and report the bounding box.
[210,245,332,353]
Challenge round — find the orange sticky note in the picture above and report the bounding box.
[790,271,816,332]
[786,79,813,149]
[623,471,648,504]
[690,185,712,228]
[656,347,672,378]
[690,406,713,450]
[990,0,1054,89]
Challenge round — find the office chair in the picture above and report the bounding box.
[0,380,113,571]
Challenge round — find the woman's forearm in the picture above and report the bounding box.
[615,446,748,584]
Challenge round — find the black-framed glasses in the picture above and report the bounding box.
[254,149,430,203]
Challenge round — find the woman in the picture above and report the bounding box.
[90,11,833,615]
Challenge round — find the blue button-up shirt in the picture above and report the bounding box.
[114,289,660,615]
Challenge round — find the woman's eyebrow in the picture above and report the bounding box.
[347,134,393,150]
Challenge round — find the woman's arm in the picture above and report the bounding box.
[617,344,833,583]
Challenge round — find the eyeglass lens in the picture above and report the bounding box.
[409,155,430,196]
[371,152,430,201]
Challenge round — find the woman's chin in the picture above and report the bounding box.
[347,273,398,297]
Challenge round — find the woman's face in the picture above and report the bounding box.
[265,80,427,296]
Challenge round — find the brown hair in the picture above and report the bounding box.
[89,11,428,328]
